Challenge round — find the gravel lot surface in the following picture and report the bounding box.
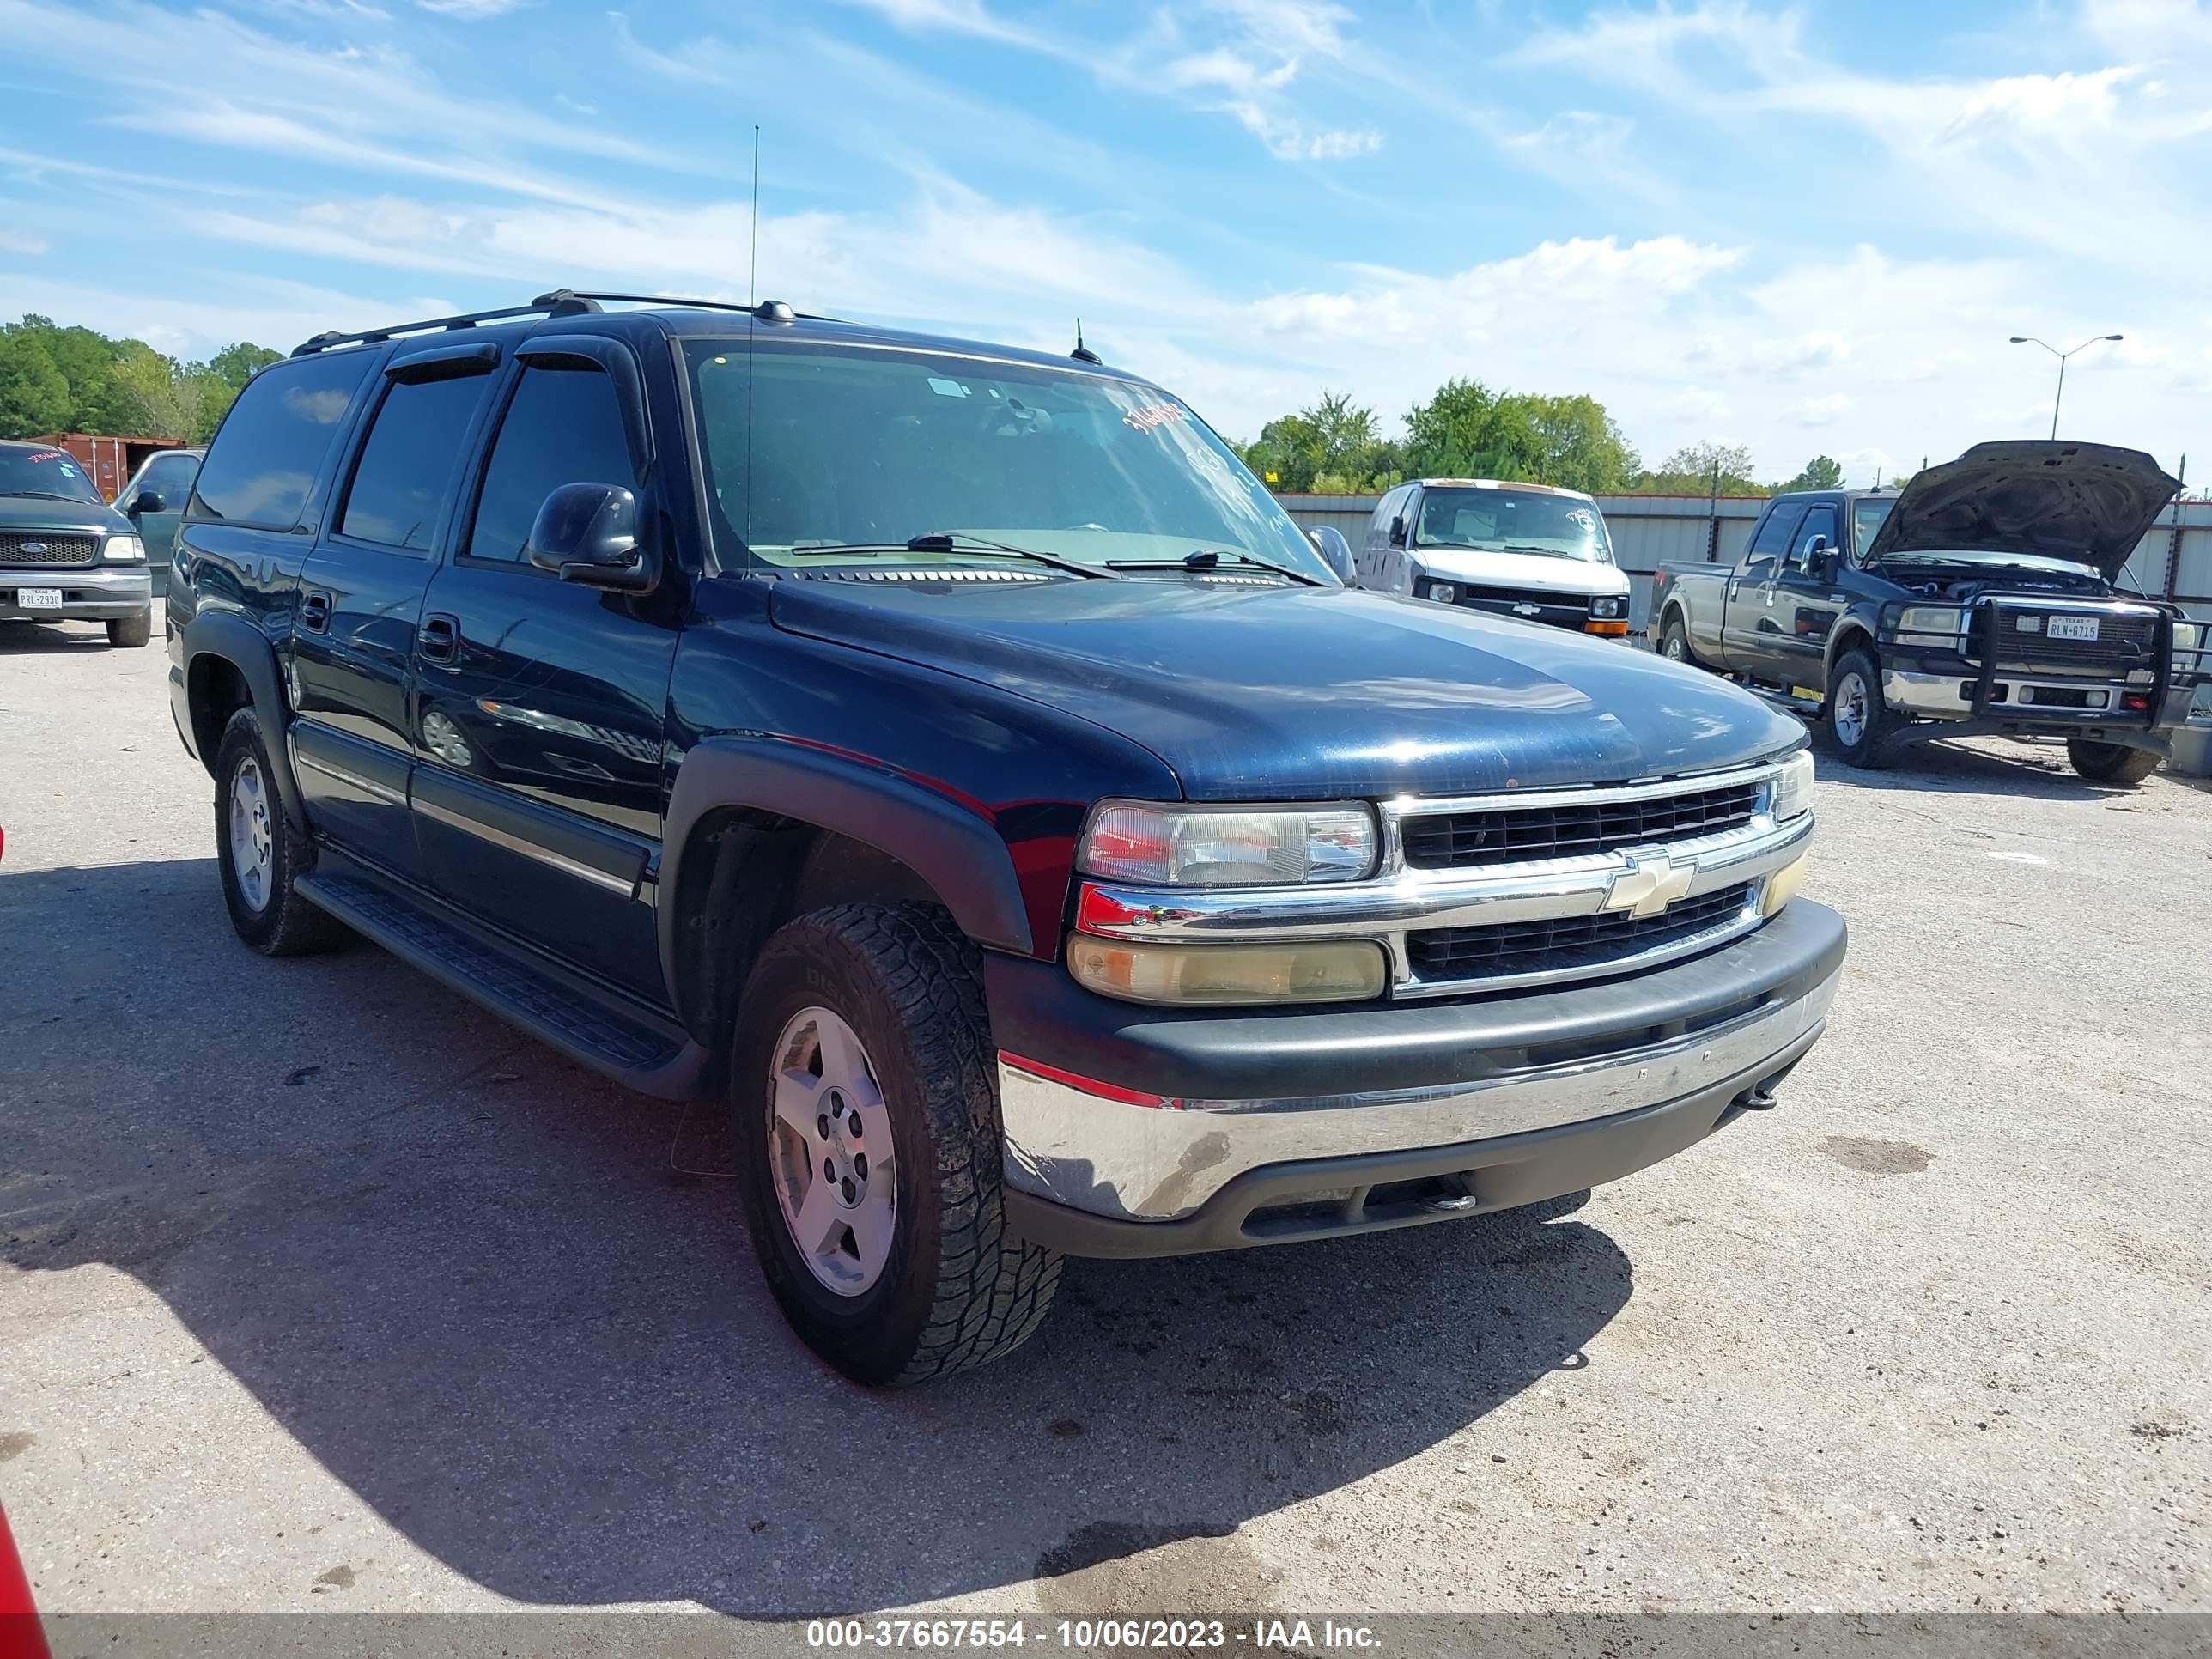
[3,619,2208,1622]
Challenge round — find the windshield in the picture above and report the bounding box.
[0,447,100,504]
[1413,487,1612,562]
[683,340,1330,581]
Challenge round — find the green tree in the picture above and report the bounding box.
[1779,454,1844,492]
[1637,441,1765,496]
[0,331,73,437]
[207,341,282,391]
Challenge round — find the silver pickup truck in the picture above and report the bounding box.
[1647,441,2208,781]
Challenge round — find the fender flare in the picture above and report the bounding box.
[1824,617,1880,684]
[658,734,1037,1006]
[181,609,307,832]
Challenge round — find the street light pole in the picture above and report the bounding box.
[2009,333,2124,439]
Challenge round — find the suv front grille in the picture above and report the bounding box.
[0,532,99,567]
[1402,781,1761,869]
[1406,883,1755,984]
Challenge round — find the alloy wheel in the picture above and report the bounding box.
[766,1006,897,1297]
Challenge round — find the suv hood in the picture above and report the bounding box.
[1864,441,2177,578]
[1407,546,1629,598]
[0,495,130,538]
[769,576,1802,799]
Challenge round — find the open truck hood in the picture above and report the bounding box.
[1864,441,2178,579]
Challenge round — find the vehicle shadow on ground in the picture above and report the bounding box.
[1810,738,2136,803]
[0,622,131,654]
[0,858,1633,1616]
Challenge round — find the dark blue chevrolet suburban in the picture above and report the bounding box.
[167,291,1844,1385]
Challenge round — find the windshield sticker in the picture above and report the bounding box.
[1566,507,1596,533]
[1121,402,1187,434]
[28,449,67,464]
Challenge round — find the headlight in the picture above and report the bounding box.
[1589,594,1625,619]
[1895,604,1965,641]
[1426,582,1457,605]
[101,533,146,563]
[1079,802,1377,886]
[1066,935,1387,1006]
[1771,750,1815,823]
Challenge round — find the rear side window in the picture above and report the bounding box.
[464,362,636,565]
[338,374,491,551]
[191,353,374,529]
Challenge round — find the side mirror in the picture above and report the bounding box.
[526,483,655,591]
[1308,525,1357,584]
[1388,514,1407,548]
[129,491,165,517]
[1806,534,1838,580]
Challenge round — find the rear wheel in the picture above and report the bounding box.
[1824,648,1894,769]
[730,902,1060,1387]
[213,708,349,956]
[1658,613,1699,666]
[2066,738,2160,785]
[107,607,153,648]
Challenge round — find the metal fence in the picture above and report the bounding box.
[1280,493,2212,632]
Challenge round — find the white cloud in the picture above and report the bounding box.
[832,0,1383,163]
[415,0,527,13]
[0,228,50,255]
[1791,392,1855,427]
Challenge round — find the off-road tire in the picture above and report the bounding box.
[2066,738,2160,786]
[1658,612,1701,667]
[1824,647,1895,769]
[730,902,1061,1387]
[107,607,153,648]
[213,708,349,956]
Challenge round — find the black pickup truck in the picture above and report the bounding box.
[1648,442,2208,781]
[167,291,1844,1385]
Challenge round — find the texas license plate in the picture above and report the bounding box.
[2048,616,2100,641]
[15,588,63,611]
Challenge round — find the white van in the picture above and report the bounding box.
[1353,478,1632,639]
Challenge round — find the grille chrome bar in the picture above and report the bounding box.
[1075,759,1808,999]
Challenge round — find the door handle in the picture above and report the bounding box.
[419,612,460,665]
[299,590,331,633]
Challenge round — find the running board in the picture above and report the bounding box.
[295,870,714,1099]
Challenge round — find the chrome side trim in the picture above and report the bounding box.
[1000,968,1838,1222]
[289,741,406,806]
[412,796,641,899]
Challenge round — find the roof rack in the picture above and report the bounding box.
[291,289,821,356]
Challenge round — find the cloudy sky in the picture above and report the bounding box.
[3,0,2209,485]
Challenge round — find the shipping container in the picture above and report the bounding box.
[37,433,188,502]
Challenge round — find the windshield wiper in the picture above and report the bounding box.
[0,489,96,504]
[786,533,1117,580]
[1103,548,1321,585]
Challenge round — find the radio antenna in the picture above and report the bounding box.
[748,123,762,307]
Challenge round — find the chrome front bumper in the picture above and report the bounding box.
[1000,941,1838,1229]
[0,565,152,620]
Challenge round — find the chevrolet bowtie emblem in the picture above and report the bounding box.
[1602,853,1698,918]
[1513,602,1541,617]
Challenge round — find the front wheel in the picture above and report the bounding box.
[730,902,1061,1387]
[213,708,349,955]
[107,607,153,648]
[2067,738,2160,785]
[1824,648,1894,769]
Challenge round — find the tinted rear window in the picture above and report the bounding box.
[191,352,375,529]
